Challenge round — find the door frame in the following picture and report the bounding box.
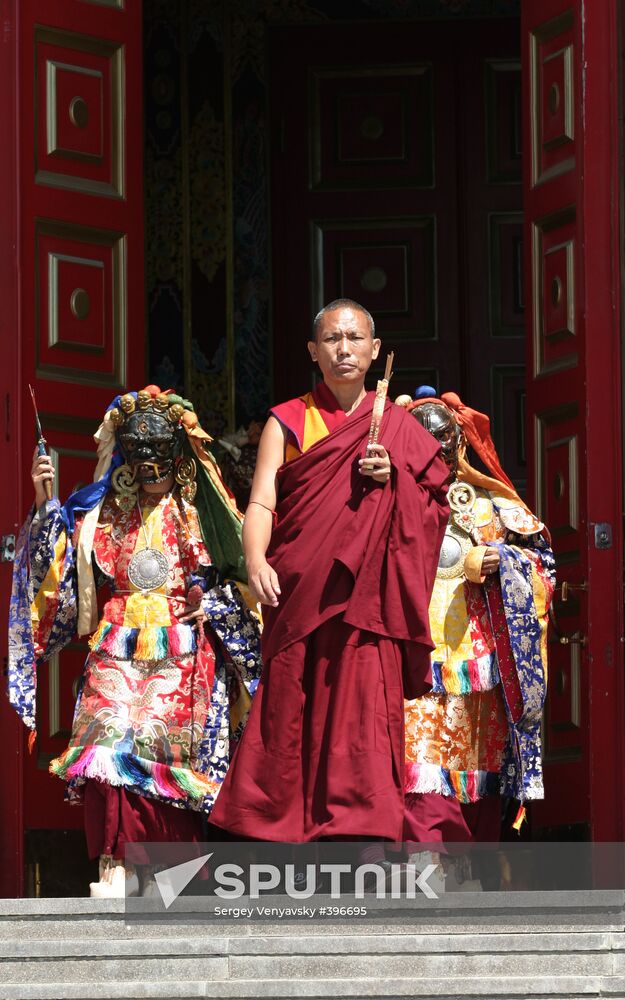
[0,0,24,900]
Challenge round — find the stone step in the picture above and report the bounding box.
[1,890,624,937]
[3,975,625,1000]
[0,930,619,958]
[2,895,624,1000]
[1,950,618,985]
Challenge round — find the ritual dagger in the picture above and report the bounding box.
[28,384,53,501]
[362,351,394,471]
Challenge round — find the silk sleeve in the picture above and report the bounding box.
[8,500,79,730]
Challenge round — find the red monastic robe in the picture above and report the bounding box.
[210,384,449,841]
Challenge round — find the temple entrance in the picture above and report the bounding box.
[0,0,623,897]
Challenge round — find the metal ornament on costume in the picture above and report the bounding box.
[408,394,477,579]
[127,546,170,591]
[109,387,199,592]
[436,481,478,580]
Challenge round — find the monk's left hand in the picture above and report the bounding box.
[481,547,500,575]
[359,443,391,484]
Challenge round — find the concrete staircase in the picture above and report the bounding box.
[2,892,625,999]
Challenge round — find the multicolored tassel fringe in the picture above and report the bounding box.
[50,744,220,805]
[89,620,197,661]
[405,761,500,803]
[430,650,499,695]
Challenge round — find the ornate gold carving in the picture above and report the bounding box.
[228,0,324,83]
[167,403,185,424]
[136,390,152,410]
[175,456,197,502]
[153,394,170,413]
[111,463,139,512]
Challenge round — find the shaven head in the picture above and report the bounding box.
[312,298,375,341]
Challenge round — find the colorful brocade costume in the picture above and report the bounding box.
[403,391,555,841]
[404,485,555,805]
[8,388,262,829]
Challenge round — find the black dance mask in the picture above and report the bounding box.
[117,410,184,485]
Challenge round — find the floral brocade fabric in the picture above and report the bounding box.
[404,489,555,803]
[9,493,262,813]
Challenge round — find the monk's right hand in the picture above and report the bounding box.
[247,558,281,607]
[32,448,55,509]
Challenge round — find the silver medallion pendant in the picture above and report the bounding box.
[127,547,169,591]
[437,523,473,579]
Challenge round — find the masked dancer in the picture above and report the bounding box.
[8,385,262,895]
[400,388,555,844]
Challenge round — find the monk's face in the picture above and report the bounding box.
[308,307,380,385]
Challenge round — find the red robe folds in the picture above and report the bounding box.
[210,390,449,841]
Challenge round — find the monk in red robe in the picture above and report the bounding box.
[210,299,449,842]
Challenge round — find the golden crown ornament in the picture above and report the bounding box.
[175,456,197,502]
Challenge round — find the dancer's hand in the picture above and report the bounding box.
[31,448,54,509]
[359,443,391,483]
[247,558,281,607]
[179,605,208,627]
[481,548,500,575]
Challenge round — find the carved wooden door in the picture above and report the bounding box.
[269,19,526,489]
[0,0,144,895]
[522,0,624,839]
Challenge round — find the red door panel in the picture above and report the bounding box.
[0,0,144,896]
[522,0,624,839]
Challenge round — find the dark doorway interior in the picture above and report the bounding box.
[268,17,525,490]
[143,0,524,487]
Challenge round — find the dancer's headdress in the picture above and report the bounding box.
[405,386,519,501]
[61,385,245,634]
